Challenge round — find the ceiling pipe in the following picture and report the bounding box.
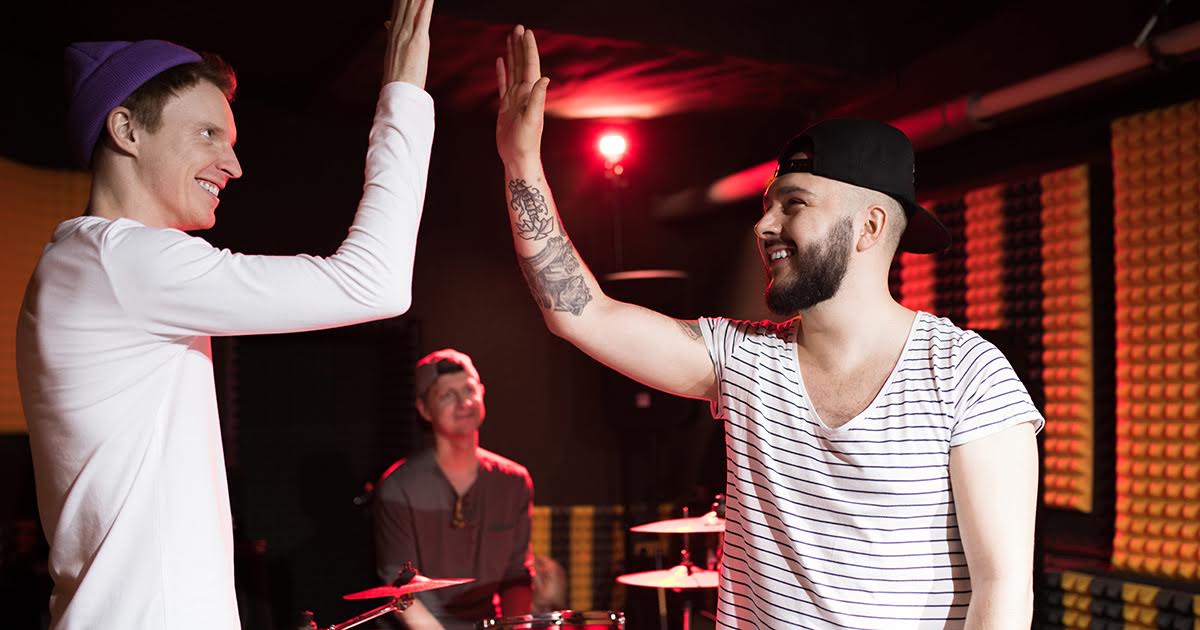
[655,20,1200,217]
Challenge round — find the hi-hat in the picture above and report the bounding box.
[343,576,475,600]
[616,565,719,590]
[630,510,725,534]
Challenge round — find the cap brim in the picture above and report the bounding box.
[897,199,952,254]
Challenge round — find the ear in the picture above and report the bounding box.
[857,204,888,253]
[104,107,140,157]
[415,397,433,423]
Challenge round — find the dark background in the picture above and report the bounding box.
[2,1,1199,627]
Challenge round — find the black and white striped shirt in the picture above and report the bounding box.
[700,311,1043,629]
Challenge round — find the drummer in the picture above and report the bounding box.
[372,349,535,629]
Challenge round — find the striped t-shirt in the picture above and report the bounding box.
[699,311,1043,629]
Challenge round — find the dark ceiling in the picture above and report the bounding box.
[3,0,1198,168]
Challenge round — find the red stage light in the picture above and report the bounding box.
[598,133,628,164]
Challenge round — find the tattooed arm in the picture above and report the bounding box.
[494,26,715,401]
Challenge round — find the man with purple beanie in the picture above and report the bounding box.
[16,1,435,627]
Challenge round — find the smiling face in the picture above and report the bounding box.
[755,172,858,315]
[132,81,242,230]
[417,371,487,440]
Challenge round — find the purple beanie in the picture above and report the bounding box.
[65,40,201,167]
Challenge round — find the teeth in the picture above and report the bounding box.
[197,180,220,197]
[770,250,793,261]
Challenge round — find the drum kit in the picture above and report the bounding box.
[302,499,726,630]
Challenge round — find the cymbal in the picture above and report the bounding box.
[616,565,719,590]
[630,511,725,534]
[343,576,475,600]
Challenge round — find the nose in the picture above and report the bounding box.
[755,206,780,241]
[219,144,243,180]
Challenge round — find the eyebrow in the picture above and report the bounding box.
[763,184,817,206]
[439,383,479,395]
[770,185,816,197]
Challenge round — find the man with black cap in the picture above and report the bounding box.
[372,349,534,629]
[494,27,1041,629]
[16,1,435,628]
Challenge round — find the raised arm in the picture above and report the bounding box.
[495,26,715,401]
[103,0,436,338]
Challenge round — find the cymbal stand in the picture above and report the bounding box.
[677,507,696,630]
[319,595,414,630]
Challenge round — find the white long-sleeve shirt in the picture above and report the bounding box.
[16,82,434,630]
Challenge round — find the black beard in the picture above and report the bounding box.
[764,216,853,315]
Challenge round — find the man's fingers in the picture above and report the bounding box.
[495,57,507,100]
[415,0,433,33]
[393,0,415,33]
[380,0,432,87]
[505,31,517,89]
[526,77,549,121]
[523,29,541,84]
[512,25,526,84]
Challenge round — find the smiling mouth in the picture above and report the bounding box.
[765,243,798,268]
[197,180,220,198]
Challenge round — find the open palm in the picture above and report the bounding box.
[496,26,550,165]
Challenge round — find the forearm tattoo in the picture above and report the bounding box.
[508,179,553,241]
[519,236,593,316]
[674,319,702,341]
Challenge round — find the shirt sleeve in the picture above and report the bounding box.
[501,471,534,586]
[950,333,1045,447]
[372,474,421,585]
[698,317,732,420]
[99,82,435,337]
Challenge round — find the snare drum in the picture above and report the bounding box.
[477,610,624,629]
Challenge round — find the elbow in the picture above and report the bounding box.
[381,293,412,318]
[541,294,609,340]
[968,575,1033,628]
[544,311,588,343]
[372,282,412,318]
[544,315,570,340]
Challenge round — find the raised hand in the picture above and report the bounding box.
[495,25,550,166]
[382,0,434,88]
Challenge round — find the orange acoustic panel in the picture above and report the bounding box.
[0,157,92,434]
[964,184,1006,329]
[1111,99,1200,581]
[1039,165,1096,513]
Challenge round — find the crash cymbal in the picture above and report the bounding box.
[343,576,475,600]
[616,565,719,590]
[630,511,725,534]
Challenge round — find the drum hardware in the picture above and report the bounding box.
[477,610,625,629]
[619,501,724,630]
[341,575,475,601]
[299,563,474,630]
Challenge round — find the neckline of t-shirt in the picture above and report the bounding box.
[789,310,925,435]
[431,449,486,499]
[54,215,145,236]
